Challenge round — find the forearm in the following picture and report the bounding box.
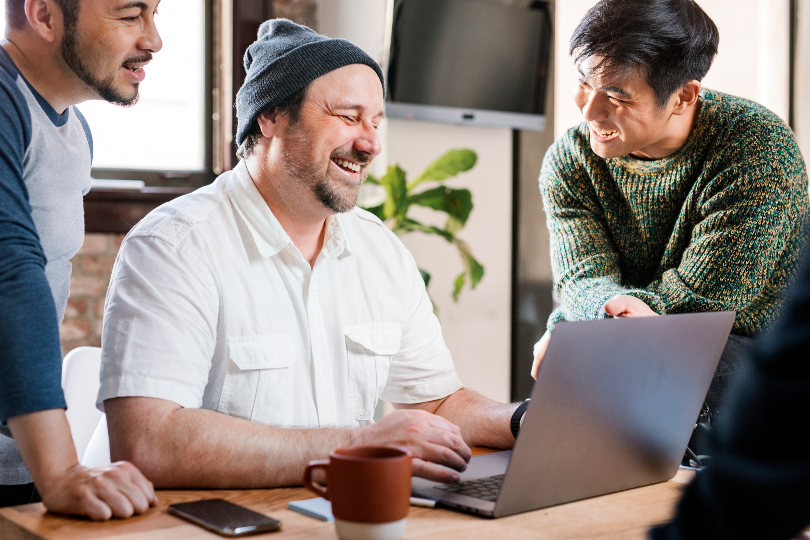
[430,388,517,449]
[0,266,66,420]
[9,408,158,520]
[106,397,365,488]
[553,274,664,322]
[7,410,80,489]
[544,201,664,323]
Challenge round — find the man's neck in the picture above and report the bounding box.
[2,35,87,113]
[245,159,330,268]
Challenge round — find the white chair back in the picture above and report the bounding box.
[61,346,104,462]
[83,417,111,466]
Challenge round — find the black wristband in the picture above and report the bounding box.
[510,398,531,439]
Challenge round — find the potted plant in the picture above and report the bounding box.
[360,148,484,302]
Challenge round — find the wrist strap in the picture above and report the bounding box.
[510,398,531,439]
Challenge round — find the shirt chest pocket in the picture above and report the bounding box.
[345,324,402,422]
[220,335,294,426]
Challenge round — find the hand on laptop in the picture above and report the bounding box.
[603,295,658,318]
[360,409,471,483]
[531,295,659,379]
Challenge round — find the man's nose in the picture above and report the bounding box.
[140,17,163,53]
[581,91,608,121]
[355,121,381,157]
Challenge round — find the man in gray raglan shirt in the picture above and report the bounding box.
[0,0,161,518]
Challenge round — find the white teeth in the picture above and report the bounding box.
[334,158,360,172]
[595,128,618,137]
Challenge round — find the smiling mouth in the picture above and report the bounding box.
[122,54,152,73]
[332,157,362,173]
[591,126,619,140]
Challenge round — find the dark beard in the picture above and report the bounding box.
[59,25,139,106]
[281,121,369,214]
[314,179,358,213]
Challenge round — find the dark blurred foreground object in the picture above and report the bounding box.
[651,230,810,540]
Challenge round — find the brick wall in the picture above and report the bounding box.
[60,0,318,355]
[61,234,125,354]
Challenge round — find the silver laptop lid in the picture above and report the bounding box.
[493,311,735,517]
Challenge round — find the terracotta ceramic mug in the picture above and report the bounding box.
[303,445,412,540]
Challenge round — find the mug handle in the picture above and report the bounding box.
[303,460,330,499]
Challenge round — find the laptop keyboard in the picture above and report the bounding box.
[435,474,505,502]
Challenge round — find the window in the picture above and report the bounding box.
[89,1,215,186]
[82,2,207,176]
[1,2,216,187]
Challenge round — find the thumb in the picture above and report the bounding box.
[603,295,627,317]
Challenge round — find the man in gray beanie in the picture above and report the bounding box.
[98,19,521,489]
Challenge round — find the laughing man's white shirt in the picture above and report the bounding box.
[98,160,462,427]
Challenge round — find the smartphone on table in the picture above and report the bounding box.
[168,498,282,536]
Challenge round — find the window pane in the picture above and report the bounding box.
[78,3,207,172]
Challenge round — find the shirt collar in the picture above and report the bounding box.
[228,161,352,260]
[323,212,352,259]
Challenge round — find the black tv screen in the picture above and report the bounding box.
[386,0,550,131]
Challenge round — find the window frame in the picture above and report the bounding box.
[90,0,218,188]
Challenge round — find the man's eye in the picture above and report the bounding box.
[608,95,626,104]
[121,16,140,22]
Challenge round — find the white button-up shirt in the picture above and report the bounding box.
[98,161,462,428]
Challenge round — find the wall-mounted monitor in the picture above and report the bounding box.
[386,0,551,131]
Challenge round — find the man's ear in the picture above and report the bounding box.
[24,0,62,44]
[256,108,281,138]
[671,80,701,115]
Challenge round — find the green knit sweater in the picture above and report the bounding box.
[539,89,808,335]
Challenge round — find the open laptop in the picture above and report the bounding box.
[412,311,735,518]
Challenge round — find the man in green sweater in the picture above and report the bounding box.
[532,0,808,422]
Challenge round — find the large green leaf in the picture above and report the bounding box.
[358,149,485,303]
[377,165,408,220]
[397,218,454,242]
[409,149,477,189]
[452,272,466,302]
[363,204,385,220]
[454,238,485,288]
[419,268,431,288]
[445,215,464,236]
[409,187,473,226]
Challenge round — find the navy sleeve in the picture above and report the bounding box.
[650,227,810,539]
[0,72,67,422]
[74,106,93,163]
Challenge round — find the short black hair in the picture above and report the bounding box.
[570,0,719,106]
[235,84,309,160]
[5,0,79,30]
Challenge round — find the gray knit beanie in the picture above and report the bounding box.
[235,19,385,146]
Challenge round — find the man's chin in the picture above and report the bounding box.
[589,141,623,159]
[95,83,140,107]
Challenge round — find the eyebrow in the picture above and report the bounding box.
[577,64,632,98]
[115,2,149,11]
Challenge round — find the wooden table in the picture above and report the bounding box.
[0,469,694,539]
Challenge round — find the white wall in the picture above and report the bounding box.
[316,0,389,61]
[554,0,791,138]
[795,1,810,162]
[315,0,514,402]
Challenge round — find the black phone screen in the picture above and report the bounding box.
[168,498,282,537]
